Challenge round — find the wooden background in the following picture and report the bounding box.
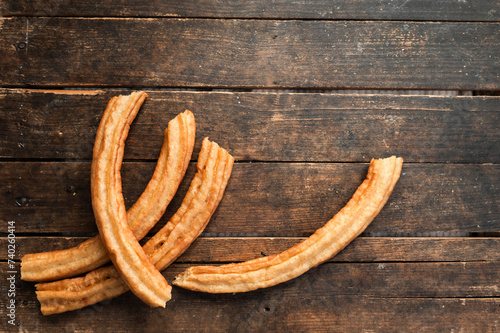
[1,1,499,331]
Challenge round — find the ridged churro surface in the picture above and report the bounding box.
[36,138,233,315]
[172,156,403,293]
[90,91,171,307]
[21,110,195,282]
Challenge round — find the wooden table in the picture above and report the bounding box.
[1,1,499,331]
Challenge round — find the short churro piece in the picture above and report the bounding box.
[91,91,170,307]
[172,156,403,293]
[21,109,195,282]
[36,138,233,315]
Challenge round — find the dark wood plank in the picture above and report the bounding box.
[1,90,499,163]
[4,237,499,262]
[1,162,498,234]
[1,0,499,22]
[1,18,499,89]
[16,259,500,297]
[2,261,499,331]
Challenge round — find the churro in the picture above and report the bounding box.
[36,138,234,315]
[91,91,170,307]
[21,109,195,282]
[172,156,402,293]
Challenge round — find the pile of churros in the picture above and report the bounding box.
[21,91,402,315]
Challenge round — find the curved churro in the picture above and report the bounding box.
[91,91,171,307]
[21,109,195,282]
[36,138,234,315]
[144,138,233,271]
[172,156,403,293]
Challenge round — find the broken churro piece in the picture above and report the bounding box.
[21,109,195,282]
[91,91,170,307]
[36,138,233,315]
[144,138,234,271]
[172,156,403,293]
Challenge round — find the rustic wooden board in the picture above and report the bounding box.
[3,237,499,262]
[12,260,500,297]
[5,296,500,332]
[1,1,498,331]
[1,90,499,163]
[1,0,499,22]
[1,162,498,234]
[1,261,499,332]
[1,19,499,89]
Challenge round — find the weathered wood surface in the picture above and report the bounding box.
[1,161,498,234]
[1,90,499,163]
[0,1,498,331]
[27,260,498,298]
[7,295,500,332]
[2,237,499,263]
[1,261,499,331]
[1,19,499,89]
[1,0,499,22]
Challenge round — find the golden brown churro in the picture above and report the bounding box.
[21,109,195,282]
[91,91,171,307]
[36,138,234,315]
[172,156,402,293]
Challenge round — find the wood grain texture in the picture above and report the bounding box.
[1,162,498,234]
[0,18,498,89]
[1,261,499,331]
[1,90,499,163]
[1,0,499,22]
[0,0,498,330]
[4,237,499,262]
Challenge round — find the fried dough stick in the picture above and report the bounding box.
[21,109,195,282]
[90,91,171,307]
[36,138,234,315]
[173,156,403,293]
